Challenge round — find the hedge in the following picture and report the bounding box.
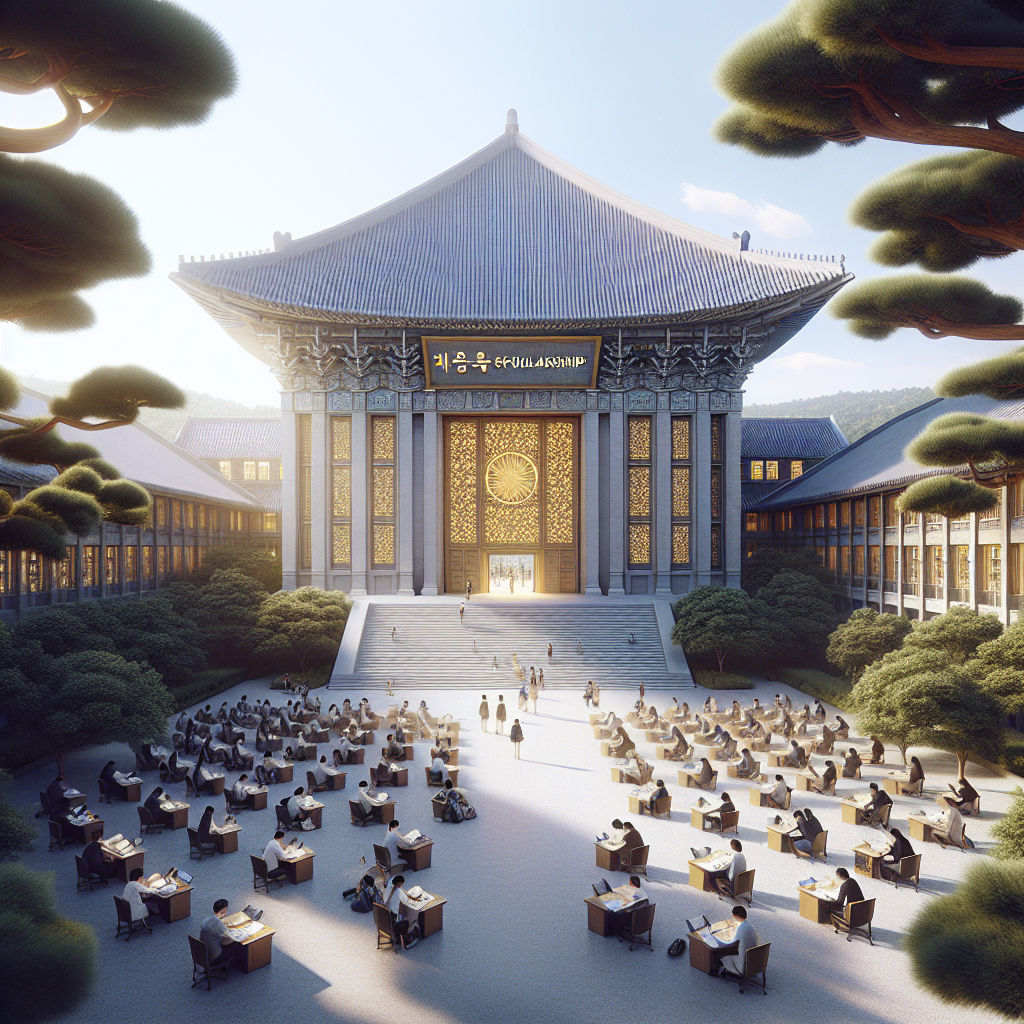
[693,670,754,690]
[777,667,852,710]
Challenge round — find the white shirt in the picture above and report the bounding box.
[728,851,747,882]
[770,780,788,804]
[287,796,304,820]
[734,918,759,963]
[263,838,289,871]
[431,756,446,776]
[232,781,248,800]
[383,829,409,861]
[123,879,155,922]
[313,764,327,785]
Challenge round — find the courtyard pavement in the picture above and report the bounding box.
[8,672,1017,1024]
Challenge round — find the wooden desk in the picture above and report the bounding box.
[165,804,189,830]
[793,772,820,792]
[401,745,415,761]
[611,766,644,784]
[65,817,104,844]
[281,850,315,884]
[104,845,145,884]
[853,842,886,879]
[371,800,396,824]
[388,769,409,787]
[766,820,795,853]
[403,841,433,872]
[882,776,916,797]
[678,770,707,788]
[690,803,722,831]
[749,789,771,807]
[238,925,276,972]
[411,893,447,937]
[212,827,240,855]
[842,797,870,825]
[115,782,142,803]
[440,748,459,767]
[277,763,295,784]
[204,776,226,796]
[687,922,738,974]
[798,883,839,923]
[645,731,670,743]
[654,745,677,761]
[766,752,792,768]
[584,894,647,937]
[726,764,755,779]
[688,853,731,892]
[628,794,654,816]
[246,789,268,811]
[325,772,346,791]
[909,813,937,843]
[298,799,324,829]
[595,843,620,871]
[154,882,192,922]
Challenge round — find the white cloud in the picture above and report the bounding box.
[768,351,864,372]
[680,183,812,239]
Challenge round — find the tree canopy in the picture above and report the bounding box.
[740,547,839,599]
[901,605,1003,664]
[180,544,283,594]
[826,606,912,682]
[251,588,351,673]
[672,586,775,673]
[992,787,1024,861]
[757,570,839,663]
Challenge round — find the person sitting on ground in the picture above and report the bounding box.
[441,778,476,821]
[869,736,885,764]
[262,830,292,881]
[880,827,915,881]
[813,760,838,795]
[932,795,967,848]
[712,839,746,898]
[829,867,863,914]
[905,756,925,796]
[950,776,979,811]
[706,792,736,832]
[842,747,862,779]
[82,831,118,879]
[647,778,669,812]
[200,899,245,968]
[788,809,823,855]
[349,873,383,913]
[765,774,789,809]
[736,748,758,779]
[717,903,758,979]
[863,782,893,826]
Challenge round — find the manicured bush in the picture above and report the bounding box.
[992,788,1024,861]
[166,668,249,712]
[692,670,754,690]
[0,769,36,860]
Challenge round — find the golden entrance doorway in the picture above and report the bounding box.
[444,416,579,594]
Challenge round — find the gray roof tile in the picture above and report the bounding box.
[174,416,281,460]
[741,417,849,459]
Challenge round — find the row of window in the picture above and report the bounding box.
[218,460,282,482]
[151,498,277,534]
[746,459,803,481]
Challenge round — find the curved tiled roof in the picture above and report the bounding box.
[174,416,281,460]
[741,417,849,460]
[173,127,847,329]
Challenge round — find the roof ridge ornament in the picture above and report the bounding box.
[505,108,519,134]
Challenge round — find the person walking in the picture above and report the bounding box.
[492,656,499,673]
[518,684,528,711]
[529,679,539,714]
[495,696,507,735]
[530,666,536,687]
[391,626,397,642]
[510,719,524,759]
[459,601,465,624]
[479,695,489,733]
[538,667,544,689]
[547,642,553,659]
[466,578,472,600]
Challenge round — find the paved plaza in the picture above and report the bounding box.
[12,673,1016,1024]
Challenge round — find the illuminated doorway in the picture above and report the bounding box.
[488,553,535,594]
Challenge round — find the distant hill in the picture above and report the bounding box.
[18,375,279,441]
[745,387,936,442]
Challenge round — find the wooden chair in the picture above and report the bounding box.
[431,796,447,821]
[189,934,229,990]
[188,827,216,861]
[832,898,875,944]
[113,895,152,941]
[135,751,155,773]
[793,830,828,863]
[349,800,374,827]
[48,819,66,852]
[250,854,283,893]
[695,771,718,792]
[723,941,770,994]
[372,902,399,952]
[617,902,655,951]
[961,796,981,817]
[424,766,445,788]
[224,789,249,814]
[814,777,837,796]
[712,809,740,835]
[306,770,329,794]
[76,854,109,893]
[621,844,650,879]
[374,842,406,880]
[649,795,672,820]
[98,779,115,804]
[137,806,163,835]
[716,868,755,907]
[887,853,922,891]
[276,803,299,832]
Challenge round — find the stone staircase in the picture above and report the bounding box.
[330,601,694,690]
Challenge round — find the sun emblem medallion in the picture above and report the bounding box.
[485,451,538,505]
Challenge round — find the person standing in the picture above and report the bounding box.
[495,696,507,735]
[459,602,465,624]
[638,681,645,705]
[466,579,472,600]
[510,719,524,759]
[479,695,489,733]
[391,626,397,642]
[547,642,553,659]
[529,679,539,714]
[538,667,544,689]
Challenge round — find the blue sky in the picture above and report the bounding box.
[0,0,1018,406]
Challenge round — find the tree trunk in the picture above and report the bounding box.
[715,648,726,674]
[898,743,909,766]
[957,751,968,779]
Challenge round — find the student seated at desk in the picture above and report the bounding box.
[385,734,405,760]
[357,780,387,814]
[664,726,692,762]
[144,786,176,828]
[828,867,863,913]
[706,792,735,831]
[232,776,253,802]
[691,757,714,787]
[736,748,757,779]
[83,831,118,879]
[46,774,84,816]
[200,899,245,968]
[313,755,342,786]
[741,718,765,742]
[440,779,476,822]
[788,809,822,855]
[599,818,627,848]
[647,779,669,811]
[842,748,862,779]
[812,760,837,794]
[620,755,649,786]
[613,875,648,909]
[905,756,925,795]
[384,875,421,949]
[864,783,892,825]
[711,839,746,898]
[783,740,804,767]
[619,821,644,858]
[123,868,159,922]
[230,740,255,770]
[286,788,315,828]
[383,819,422,868]
[429,754,447,785]
[716,905,758,979]
[950,777,979,811]
[880,827,915,880]
[869,736,885,764]
[765,775,788,810]
[813,700,826,721]
[932,796,967,848]
[608,726,636,757]
[834,715,850,738]
[263,830,294,880]
[375,757,399,784]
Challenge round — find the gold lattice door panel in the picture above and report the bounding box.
[444,416,578,593]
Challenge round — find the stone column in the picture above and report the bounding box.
[724,407,743,590]
[608,403,626,595]
[397,405,415,595]
[310,407,328,589]
[654,407,672,595]
[350,410,368,596]
[584,405,602,594]
[280,408,299,591]
[968,512,979,611]
[421,403,439,595]
[1000,484,1010,624]
[694,407,712,586]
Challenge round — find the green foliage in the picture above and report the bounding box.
[692,670,754,690]
[851,152,1024,272]
[165,667,248,713]
[907,411,1024,468]
[905,861,1024,1019]
[0,154,150,330]
[897,476,999,518]
[0,424,100,470]
[830,275,1023,340]
[903,606,1003,665]
[77,457,122,480]
[740,548,838,598]
[827,607,912,682]
[182,545,282,593]
[777,667,852,708]
[712,105,829,158]
[251,588,351,673]
[672,586,775,673]
[0,515,66,559]
[0,769,36,861]
[0,0,238,133]
[745,387,934,443]
[758,569,839,664]
[49,365,185,424]
[974,621,1024,717]
[192,570,268,668]
[0,491,11,517]
[0,367,20,411]
[20,484,102,535]
[992,788,1024,860]
[51,465,104,496]
[0,863,97,1023]
[937,347,1024,402]
[10,294,94,333]
[1002,740,1024,779]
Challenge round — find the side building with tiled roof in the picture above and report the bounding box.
[746,396,1024,626]
[0,389,271,622]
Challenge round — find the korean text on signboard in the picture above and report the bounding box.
[422,337,600,389]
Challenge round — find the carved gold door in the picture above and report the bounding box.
[444,416,578,594]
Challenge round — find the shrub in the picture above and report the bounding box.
[992,788,1024,861]
[692,670,754,690]
[166,668,249,712]
[0,769,36,860]
[1001,741,1024,779]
